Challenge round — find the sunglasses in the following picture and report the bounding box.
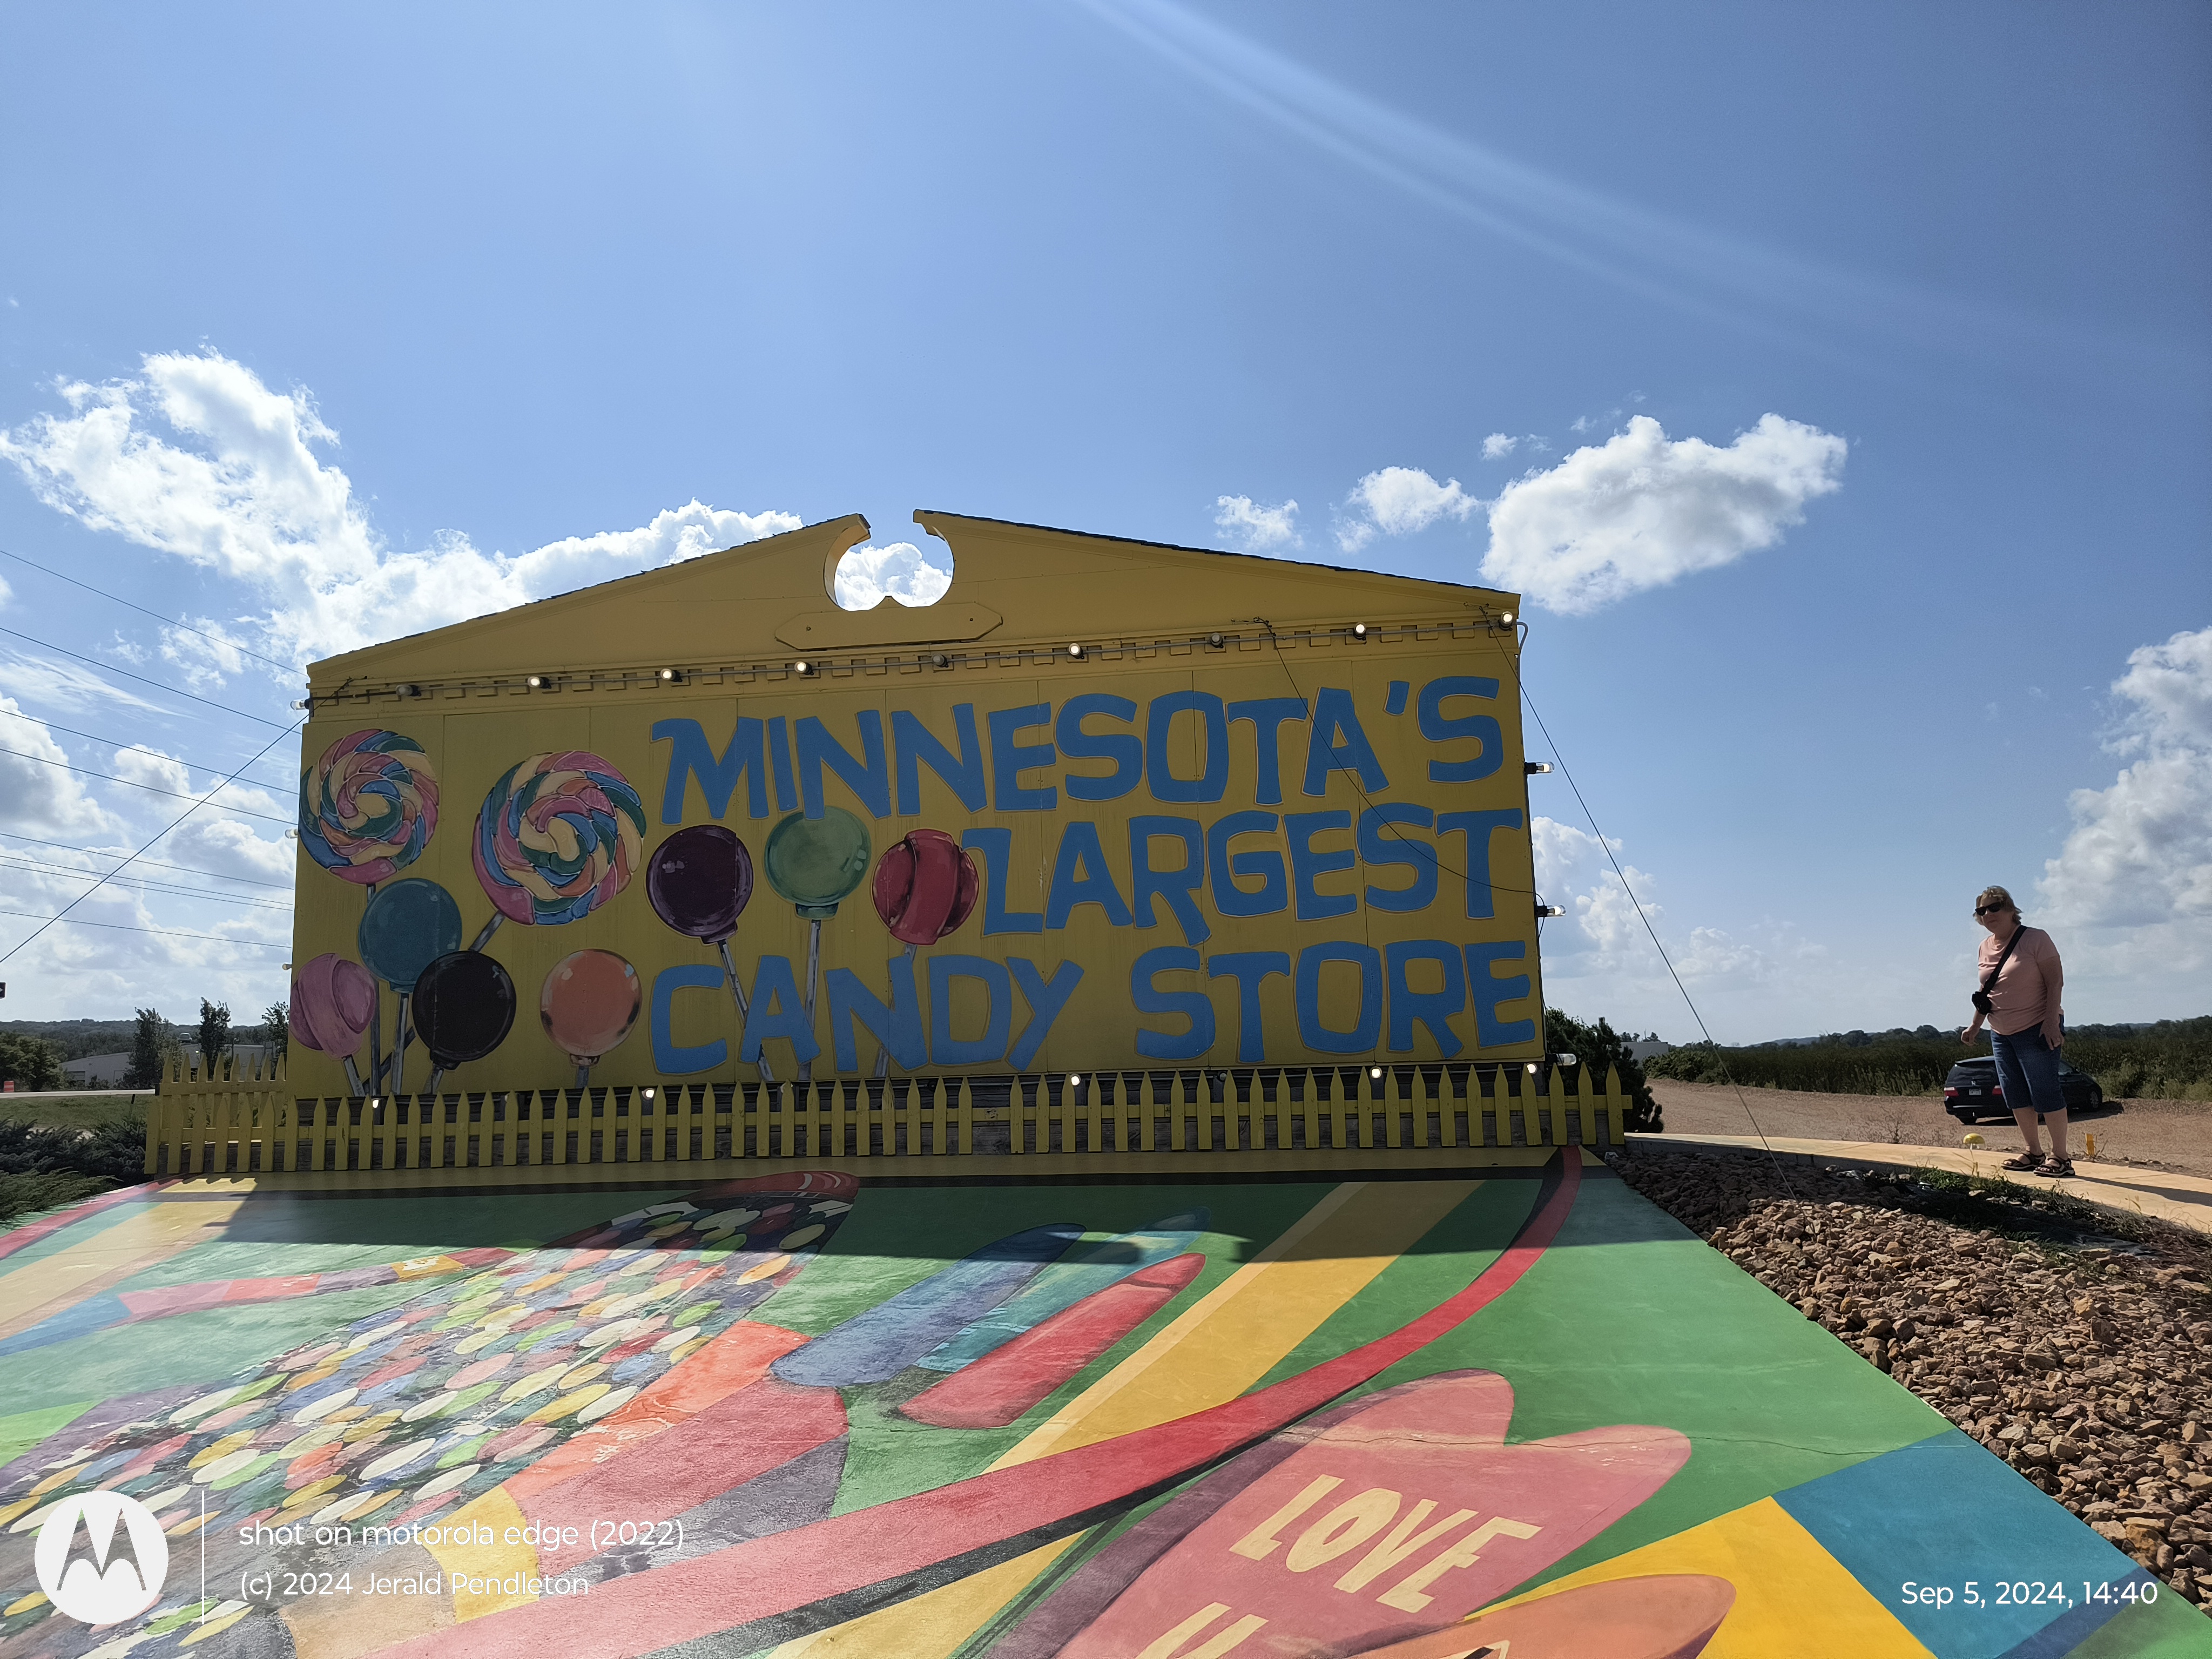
[1974,903,2011,916]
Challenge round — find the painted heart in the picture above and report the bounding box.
[1056,1371,1691,1659]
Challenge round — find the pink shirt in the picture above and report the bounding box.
[1978,925,2063,1038]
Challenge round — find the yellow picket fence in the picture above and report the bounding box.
[146,1059,1630,1180]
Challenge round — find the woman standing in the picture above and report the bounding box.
[1960,885,2071,1176]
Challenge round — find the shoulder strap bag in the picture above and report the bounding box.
[1972,926,2028,1016]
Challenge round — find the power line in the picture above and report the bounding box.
[0,624,293,730]
[0,707,294,794]
[0,545,300,673]
[0,717,303,965]
[0,743,292,825]
[0,909,289,949]
[1502,628,1795,1195]
[0,854,294,912]
[0,828,292,889]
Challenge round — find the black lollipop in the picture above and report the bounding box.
[647,825,772,1084]
[410,949,518,1096]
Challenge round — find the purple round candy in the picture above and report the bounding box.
[647,825,754,943]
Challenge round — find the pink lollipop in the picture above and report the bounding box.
[291,954,377,1095]
[869,829,979,1077]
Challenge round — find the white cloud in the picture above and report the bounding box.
[1481,434,1518,460]
[0,351,800,668]
[0,697,112,835]
[0,574,11,608]
[832,541,954,610]
[1213,494,1301,553]
[1533,813,1775,995]
[1336,466,1478,552]
[1479,414,1846,615]
[0,650,170,716]
[2039,626,2212,979]
[1569,415,1594,434]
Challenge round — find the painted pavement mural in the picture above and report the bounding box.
[0,1162,2202,1657]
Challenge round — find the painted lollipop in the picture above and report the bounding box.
[763,807,871,1083]
[648,825,773,1085]
[470,751,645,948]
[289,953,377,1095]
[541,949,642,1088]
[298,729,439,885]
[869,828,979,1077]
[359,877,463,1095]
[412,950,517,1097]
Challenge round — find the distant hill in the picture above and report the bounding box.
[0,1020,145,1062]
[1754,1020,2174,1048]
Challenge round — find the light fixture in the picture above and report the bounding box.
[930,653,950,669]
[1525,1063,1539,1075]
[286,828,300,839]
[1068,1074,1083,1087]
[1525,761,1553,775]
[657,667,684,684]
[1500,611,1515,624]
[1368,1066,1384,1080]
[1351,623,1368,639]
[525,674,550,689]
[1206,632,1225,649]
[397,683,422,698]
[1068,643,1085,659]
[642,1088,655,1101]
[289,697,311,711]
[793,660,815,677]
[1555,1052,1578,1067]
[1536,903,1566,918]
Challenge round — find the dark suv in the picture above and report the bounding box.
[1943,1056,2112,1124]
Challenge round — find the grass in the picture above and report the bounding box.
[0,1093,151,1131]
[1905,1164,2157,1246]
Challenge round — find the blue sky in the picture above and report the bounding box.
[0,1,2206,1041]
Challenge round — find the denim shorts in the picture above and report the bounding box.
[1991,1023,2067,1118]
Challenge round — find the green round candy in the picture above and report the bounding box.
[764,808,872,919]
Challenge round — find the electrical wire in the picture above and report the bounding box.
[1500,623,1796,1195]
[0,829,292,889]
[0,707,294,795]
[0,854,294,912]
[0,717,304,965]
[0,545,300,673]
[0,743,292,825]
[0,624,293,730]
[0,909,289,949]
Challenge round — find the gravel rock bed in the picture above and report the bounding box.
[1614,1147,2212,1604]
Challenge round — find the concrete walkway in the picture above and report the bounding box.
[1630,1131,2212,1235]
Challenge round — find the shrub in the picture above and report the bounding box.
[0,1171,106,1229]
[1543,1008,1662,1132]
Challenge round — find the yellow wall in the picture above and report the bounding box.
[289,514,1542,1092]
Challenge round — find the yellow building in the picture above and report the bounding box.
[286,511,1543,1102]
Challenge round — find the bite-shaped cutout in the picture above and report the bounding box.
[832,536,954,610]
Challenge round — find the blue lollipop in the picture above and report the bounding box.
[359,878,463,1095]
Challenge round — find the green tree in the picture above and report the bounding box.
[195,999,232,1076]
[123,1008,169,1090]
[0,1033,63,1094]
[262,1001,290,1061]
[1543,1006,1663,1133]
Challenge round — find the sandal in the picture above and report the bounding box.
[2001,1152,2042,1171]
[2035,1157,2074,1178]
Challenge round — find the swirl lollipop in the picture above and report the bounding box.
[648,825,773,1085]
[289,954,377,1095]
[869,828,979,1077]
[359,878,463,1095]
[470,751,645,948]
[412,950,517,1097]
[541,949,642,1088]
[299,729,439,885]
[764,807,871,1083]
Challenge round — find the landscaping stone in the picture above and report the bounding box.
[1616,1145,2212,1606]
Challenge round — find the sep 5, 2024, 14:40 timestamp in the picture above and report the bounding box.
[1899,1580,2160,1612]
